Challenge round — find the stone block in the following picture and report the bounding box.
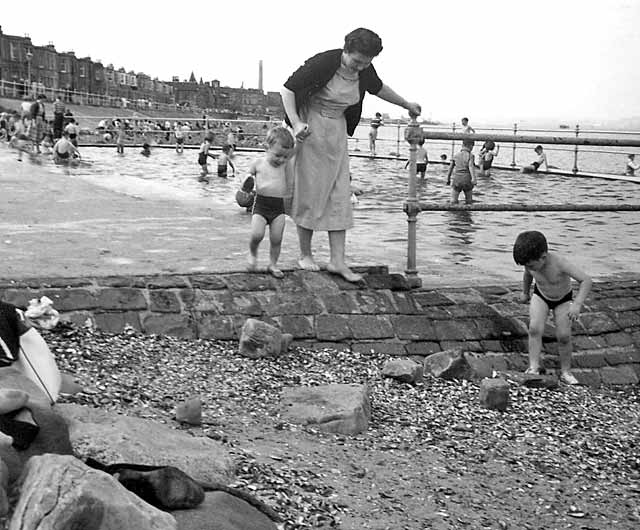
[465,353,495,379]
[423,349,473,380]
[352,291,396,314]
[447,304,500,319]
[502,352,529,370]
[351,341,406,356]
[96,276,135,287]
[611,310,640,329]
[35,277,93,288]
[480,340,504,352]
[319,292,359,314]
[364,274,410,291]
[316,315,351,341]
[603,332,634,347]
[42,288,97,311]
[604,346,640,365]
[97,288,148,311]
[412,291,454,307]
[439,340,483,352]
[263,293,323,316]
[189,274,227,290]
[573,335,607,350]
[579,312,620,334]
[238,319,285,359]
[599,365,640,385]
[1,289,38,308]
[348,315,394,339]
[60,311,94,328]
[222,273,275,291]
[94,312,141,333]
[418,307,452,320]
[279,384,371,435]
[231,293,266,316]
[392,292,420,314]
[434,319,479,341]
[391,315,438,341]
[477,316,529,340]
[440,289,485,304]
[192,289,233,313]
[573,351,607,368]
[382,358,423,384]
[149,290,182,313]
[276,315,315,338]
[144,275,190,289]
[490,302,530,318]
[142,313,195,338]
[298,270,341,293]
[572,369,601,388]
[178,288,195,307]
[404,342,441,356]
[605,297,640,312]
[479,378,509,411]
[484,353,509,372]
[196,314,236,340]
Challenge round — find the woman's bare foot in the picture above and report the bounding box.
[247,254,259,272]
[298,256,320,272]
[267,265,284,279]
[327,263,362,283]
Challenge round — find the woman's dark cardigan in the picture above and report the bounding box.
[283,49,383,137]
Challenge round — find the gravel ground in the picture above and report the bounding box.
[44,324,640,530]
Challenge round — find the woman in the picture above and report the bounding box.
[281,28,421,282]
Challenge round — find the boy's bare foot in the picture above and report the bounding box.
[560,372,580,385]
[525,366,544,375]
[247,255,259,272]
[267,265,284,279]
[327,263,363,283]
[298,256,320,272]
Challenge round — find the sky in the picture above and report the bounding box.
[2,0,639,126]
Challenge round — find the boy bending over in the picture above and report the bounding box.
[513,230,592,385]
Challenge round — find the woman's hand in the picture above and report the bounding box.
[293,122,311,141]
[405,102,422,118]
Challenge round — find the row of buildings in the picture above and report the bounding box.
[0,26,283,116]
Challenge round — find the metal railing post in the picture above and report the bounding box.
[573,124,580,174]
[451,122,456,160]
[403,114,423,288]
[511,123,518,167]
[396,121,401,157]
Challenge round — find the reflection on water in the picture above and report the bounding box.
[53,147,639,283]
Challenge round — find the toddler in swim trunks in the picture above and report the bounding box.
[246,126,297,278]
[513,230,592,385]
[446,139,477,204]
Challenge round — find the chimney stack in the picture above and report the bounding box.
[258,60,263,92]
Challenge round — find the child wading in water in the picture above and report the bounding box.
[513,230,592,385]
[446,139,477,203]
[521,145,548,173]
[198,133,216,177]
[246,127,297,278]
[217,144,236,178]
[404,138,428,178]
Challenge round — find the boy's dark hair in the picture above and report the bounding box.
[462,139,474,149]
[534,145,543,152]
[461,117,469,123]
[513,231,548,265]
[344,28,383,57]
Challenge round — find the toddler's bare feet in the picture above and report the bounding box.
[560,371,579,385]
[298,256,320,272]
[327,263,362,283]
[267,265,284,279]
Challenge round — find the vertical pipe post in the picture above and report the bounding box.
[573,124,580,174]
[511,123,518,167]
[396,121,401,157]
[450,122,456,160]
[403,113,423,288]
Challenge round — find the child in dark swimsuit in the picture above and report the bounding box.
[217,144,235,178]
[246,127,297,278]
[513,230,592,385]
[521,145,548,173]
[478,140,499,176]
[197,133,216,177]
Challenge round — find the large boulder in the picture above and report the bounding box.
[9,454,176,530]
[55,404,235,484]
[173,491,277,530]
[238,319,291,359]
[423,349,474,380]
[381,358,423,384]
[279,384,370,435]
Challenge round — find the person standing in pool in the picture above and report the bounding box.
[461,116,475,134]
[52,131,81,163]
[625,154,639,176]
[404,138,429,178]
[281,27,421,282]
[446,139,477,204]
[217,144,235,178]
[368,112,383,155]
[197,133,216,177]
[513,230,592,385]
[521,145,548,173]
[478,140,499,176]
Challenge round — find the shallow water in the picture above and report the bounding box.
[53,147,640,284]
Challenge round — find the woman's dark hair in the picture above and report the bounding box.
[513,230,548,265]
[344,28,383,57]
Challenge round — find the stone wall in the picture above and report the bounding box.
[1,268,639,387]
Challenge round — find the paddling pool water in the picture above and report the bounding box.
[52,146,640,284]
